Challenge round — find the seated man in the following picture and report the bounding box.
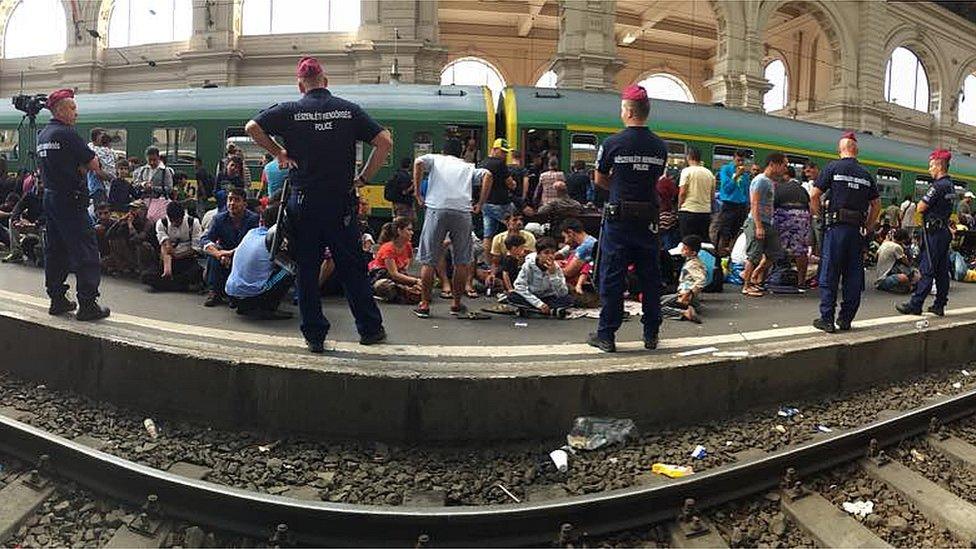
[536,180,584,224]
[93,202,114,259]
[558,218,597,292]
[142,201,203,292]
[0,192,19,249]
[225,204,294,319]
[106,160,137,212]
[507,237,573,317]
[215,156,246,192]
[875,228,919,294]
[661,235,706,323]
[2,179,44,264]
[103,199,153,276]
[488,211,536,287]
[497,233,527,293]
[201,187,259,306]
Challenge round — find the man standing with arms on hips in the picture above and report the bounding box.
[37,89,111,321]
[810,131,881,333]
[245,57,392,353]
[587,85,668,353]
[896,149,955,317]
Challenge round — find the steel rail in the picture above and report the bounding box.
[1,389,974,547]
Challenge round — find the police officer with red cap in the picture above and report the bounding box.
[809,131,881,333]
[245,57,393,353]
[37,88,110,320]
[896,149,955,317]
[587,85,668,352]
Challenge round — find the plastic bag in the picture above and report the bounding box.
[566,417,636,450]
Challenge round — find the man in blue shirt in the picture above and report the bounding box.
[810,131,881,333]
[896,149,955,317]
[202,187,259,307]
[587,85,668,352]
[716,149,752,256]
[225,204,294,320]
[263,155,288,198]
[36,88,110,321]
[245,56,392,353]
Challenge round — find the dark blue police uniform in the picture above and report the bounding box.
[814,157,878,326]
[36,119,101,304]
[908,176,954,311]
[594,127,668,345]
[252,88,384,345]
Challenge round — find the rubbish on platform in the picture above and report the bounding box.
[493,482,521,503]
[816,425,833,433]
[915,319,929,330]
[962,370,971,376]
[143,418,158,440]
[774,424,787,434]
[777,407,800,418]
[713,351,750,358]
[36,384,46,390]
[514,322,528,328]
[258,440,280,453]
[567,417,636,450]
[651,463,694,478]
[432,325,439,329]
[953,382,963,389]
[549,449,569,473]
[725,441,734,447]
[771,323,779,328]
[677,346,719,357]
[910,449,927,462]
[607,457,619,464]
[690,445,707,460]
[841,499,874,518]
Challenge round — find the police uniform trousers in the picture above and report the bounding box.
[288,190,383,344]
[817,223,864,324]
[597,219,662,342]
[909,226,950,310]
[43,189,101,303]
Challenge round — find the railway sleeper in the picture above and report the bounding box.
[103,494,173,549]
[925,433,976,475]
[779,487,890,548]
[0,473,56,544]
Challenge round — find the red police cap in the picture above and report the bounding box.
[621,85,648,101]
[296,56,323,78]
[930,149,952,162]
[841,131,857,142]
[46,88,75,110]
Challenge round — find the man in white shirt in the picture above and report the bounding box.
[677,147,715,241]
[142,201,203,292]
[132,146,174,197]
[412,138,490,318]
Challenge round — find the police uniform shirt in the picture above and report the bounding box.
[252,88,383,193]
[37,119,95,193]
[921,176,954,222]
[595,127,668,205]
[813,157,878,213]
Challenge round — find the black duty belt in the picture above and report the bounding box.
[824,208,865,227]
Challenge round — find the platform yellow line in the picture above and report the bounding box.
[0,289,972,359]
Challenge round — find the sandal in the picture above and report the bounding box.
[482,304,517,315]
[458,311,491,320]
[465,289,480,299]
[741,286,764,297]
[413,306,431,318]
[439,290,453,299]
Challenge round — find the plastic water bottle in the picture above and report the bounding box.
[915,319,929,330]
[143,418,158,439]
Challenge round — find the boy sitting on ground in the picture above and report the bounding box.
[661,235,706,323]
[497,233,527,293]
[507,237,573,317]
[875,228,919,294]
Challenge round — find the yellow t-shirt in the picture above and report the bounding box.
[678,165,716,214]
[491,230,536,256]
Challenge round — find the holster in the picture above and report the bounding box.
[606,200,659,224]
[826,208,865,227]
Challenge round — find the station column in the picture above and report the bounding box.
[53,1,105,93]
[177,0,244,88]
[551,0,623,91]
[351,0,447,84]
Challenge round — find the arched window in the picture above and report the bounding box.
[109,0,192,47]
[440,57,506,98]
[242,0,360,35]
[959,74,976,126]
[535,70,557,88]
[763,60,788,113]
[635,74,694,102]
[3,0,67,59]
[884,46,929,112]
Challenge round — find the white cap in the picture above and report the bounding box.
[965,191,974,199]
[524,222,545,236]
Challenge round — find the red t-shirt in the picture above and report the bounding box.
[368,241,412,272]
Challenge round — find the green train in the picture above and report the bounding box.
[2,83,975,215]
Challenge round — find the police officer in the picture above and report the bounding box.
[37,89,110,321]
[896,149,954,317]
[809,131,881,333]
[587,85,668,352]
[245,57,392,353]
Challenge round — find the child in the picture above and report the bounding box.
[493,233,527,294]
[368,216,422,304]
[661,235,706,323]
[507,237,573,317]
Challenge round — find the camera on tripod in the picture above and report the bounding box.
[12,93,47,117]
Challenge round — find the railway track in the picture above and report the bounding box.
[2,388,976,547]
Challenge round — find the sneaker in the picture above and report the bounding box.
[413,306,431,319]
[927,305,945,317]
[203,291,224,307]
[306,340,325,354]
[587,333,616,353]
[895,303,922,316]
[1,250,24,264]
[48,296,77,316]
[75,302,110,322]
[644,337,659,350]
[812,318,836,334]
[360,329,387,346]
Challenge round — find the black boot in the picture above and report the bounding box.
[48,295,77,316]
[76,301,111,321]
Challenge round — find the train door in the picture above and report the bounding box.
[522,128,561,168]
[444,125,484,164]
[665,140,688,177]
[570,133,598,168]
[876,168,902,206]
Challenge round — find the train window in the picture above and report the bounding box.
[570,134,598,167]
[712,145,753,170]
[914,174,933,201]
[0,128,18,161]
[876,169,902,204]
[100,128,127,160]
[224,128,266,169]
[786,154,809,175]
[152,127,197,165]
[355,127,394,173]
[414,132,433,158]
[666,141,687,171]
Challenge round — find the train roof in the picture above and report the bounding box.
[505,86,976,182]
[0,83,491,125]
